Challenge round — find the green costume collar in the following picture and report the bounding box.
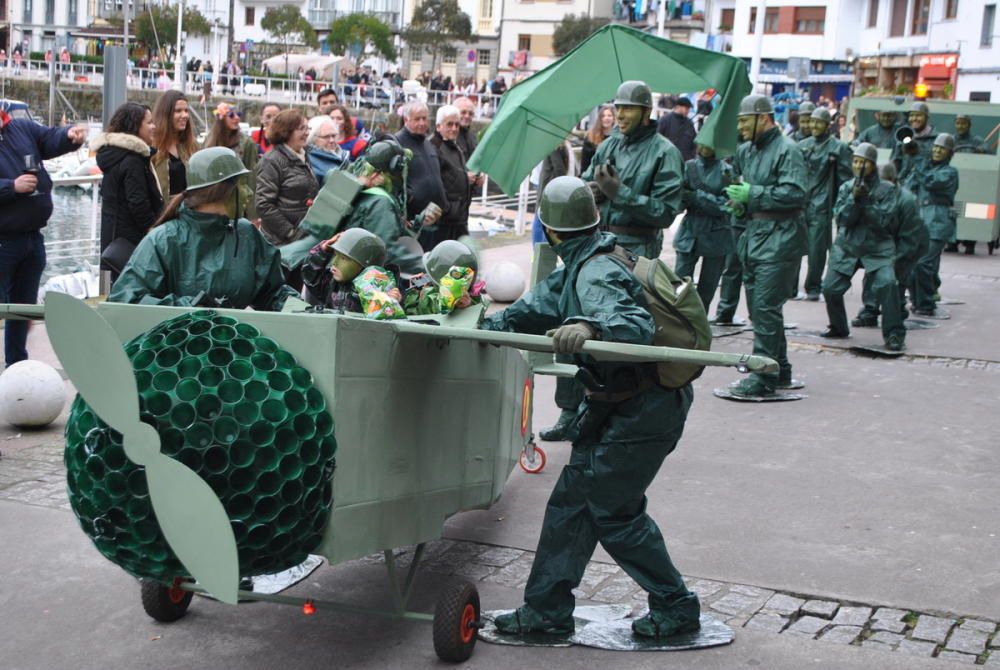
[623,122,657,145]
[551,231,616,269]
[177,204,237,239]
[754,126,782,150]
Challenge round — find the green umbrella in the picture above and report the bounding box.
[468,24,752,195]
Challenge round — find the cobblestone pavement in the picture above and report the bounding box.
[4,436,998,666]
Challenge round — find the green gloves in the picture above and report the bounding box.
[547,322,597,354]
[594,164,621,201]
[725,182,751,204]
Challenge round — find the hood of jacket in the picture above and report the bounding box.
[94,132,155,171]
[552,231,616,271]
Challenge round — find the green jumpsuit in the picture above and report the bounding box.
[910,158,959,314]
[853,122,899,149]
[343,188,423,275]
[481,231,698,626]
[797,132,853,296]
[822,176,905,345]
[108,205,298,310]
[892,126,937,192]
[580,124,683,259]
[954,132,986,154]
[674,155,735,311]
[732,127,808,389]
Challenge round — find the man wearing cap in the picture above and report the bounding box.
[853,110,900,149]
[796,107,853,300]
[952,114,986,253]
[790,101,815,142]
[819,143,906,351]
[724,94,807,398]
[656,96,697,161]
[480,176,701,641]
[910,134,959,316]
[892,102,938,190]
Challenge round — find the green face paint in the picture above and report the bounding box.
[331,252,363,283]
[615,105,646,136]
[811,121,830,138]
[696,145,716,159]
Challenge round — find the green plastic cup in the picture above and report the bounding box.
[139,333,164,351]
[250,422,275,448]
[133,370,153,391]
[291,366,312,389]
[230,519,249,543]
[253,446,280,472]
[164,329,188,347]
[231,337,254,358]
[280,479,304,505]
[105,471,128,496]
[152,370,179,392]
[208,347,235,368]
[251,352,276,373]
[195,395,223,420]
[188,319,212,336]
[279,454,304,480]
[84,455,105,480]
[145,391,172,417]
[203,445,229,474]
[302,465,322,489]
[186,336,211,357]
[254,337,278,354]
[274,427,298,455]
[315,411,334,437]
[170,403,196,431]
[274,350,296,369]
[268,370,292,393]
[210,325,236,344]
[228,359,253,382]
[261,399,288,423]
[212,315,238,327]
[175,378,202,403]
[276,506,299,533]
[127,469,148,497]
[132,349,155,371]
[269,530,293,552]
[254,496,280,523]
[303,489,321,512]
[244,380,269,403]
[217,379,244,405]
[235,323,260,339]
[299,440,320,467]
[228,467,255,494]
[160,427,184,456]
[284,390,306,414]
[197,366,224,388]
[207,474,228,496]
[154,346,182,369]
[213,417,239,445]
[233,401,259,425]
[258,471,282,496]
[246,524,273,550]
[135,519,160,544]
[177,356,202,379]
[229,440,255,468]
[320,435,337,461]
[187,423,213,449]
[293,414,316,440]
[177,446,203,471]
[229,493,254,520]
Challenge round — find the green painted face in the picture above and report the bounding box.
[955,117,971,135]
[331,252,363,283]
[223,186,240,220]
[737,114,763,142]
[878,112,898,128]
[908,112,927,131]
[799,116,812,135]
[852,156,875,177]
[615,105,647,136]
[931,145,951,162]
[811,120,829,138]
[696,145,716,159]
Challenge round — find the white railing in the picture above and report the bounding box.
[47,174,102,267]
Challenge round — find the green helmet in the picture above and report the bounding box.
[798,101,816,115]
[933,133,955,151]
[878,162,898,183]
[185,147,249,191]
[364,140,411,176]
[331,228,386,267]
[853,142,878,164]
[423,239,478,284]
[810,108,832,125]
[910,102,930,115]
[738,94,774,116]
[955,113,971,122]
[538,176,600,232]
[613,80,653,109]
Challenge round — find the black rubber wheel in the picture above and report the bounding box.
[140,578,193,622]
[433,580,480,662]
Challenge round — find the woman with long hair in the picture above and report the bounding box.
[203,101,257,218]
[329,104,368,159]
[150,90,197,204]
[108,147,298,310]
[581,105,614,173]
[93,101,164,277]
[254,108,319,248]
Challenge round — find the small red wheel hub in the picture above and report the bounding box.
[168,578,187,605]
[460,604,477,644]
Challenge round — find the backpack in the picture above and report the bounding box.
[588,246,712,388]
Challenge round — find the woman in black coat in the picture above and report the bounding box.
[95,102,164,276]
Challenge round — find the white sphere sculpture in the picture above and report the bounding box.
[0,360,67,428]
[486,261,527,302]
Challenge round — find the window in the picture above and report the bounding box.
[410,45,423,61]
[983,3,996,46]
[945,0,958,18]
[245,6,255,25]
[867,0,879,27]
[517,34,531,51]
[23,0,31,21]
[890,0,908,35]
[68,0,78,24]
[442,47,456,64]
[749,8,780,33]
[794,7,826,33]
[479,0,493,17]
[720,8,734,31]
[45,0,53,23]
[911,0,931,34]
[477,48,492,65]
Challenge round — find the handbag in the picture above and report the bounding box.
[100,237,136,275]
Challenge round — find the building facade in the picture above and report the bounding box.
[5,0,89,53]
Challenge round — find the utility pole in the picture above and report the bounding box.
[657,0,666,38]
[227,0,235,68]
[748,0,766,89]
[175,0,185,92]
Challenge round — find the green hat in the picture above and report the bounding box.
[364,140,411,176]
[910,102,930,115]
[613,81,653,109]
[738,94,774,116]
[878,162,898,182]
[933,133,955,151]
[422,239,478,284]
[185,147,249,191]
[332,228,386,267]
[955,113,971,122]
[798,101,816,114]
[539,176,600,232]
[810,108,832,125]
[853,142,878,163]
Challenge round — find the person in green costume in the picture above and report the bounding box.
[481,176,700,640]
[674,142,736,311]
[403,239,484,315]
[819,143,906,351]
[852,110,900,149]
[910,134,959,316]
[724,94,808,398]
[790,101,815,142]
[342,140,438,275]
[302,228,389,313]
[108,147,298,310]
[538,80,683,442]
[953,114,987,254]
[892,102,938,190]
[795,107,853,300]
[853,162,928,327]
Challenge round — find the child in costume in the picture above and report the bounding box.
[302,228,399,313]
[403,239,486,315]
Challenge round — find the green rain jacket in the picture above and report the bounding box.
[954,132,987,154]
[853,123,899,149]
[891,125,937,189]
[829,174,897,272]
[343,188,423,274]
[733,127,808,263]
[108,205,298,310]
[799,132,853,219]
[913,160,959,242]
[674,155,735,258]
[888,183,929,274]
[580,124,683,248]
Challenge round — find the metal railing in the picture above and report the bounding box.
[47,174,102,267]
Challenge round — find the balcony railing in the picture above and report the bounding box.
[307,8,400,30]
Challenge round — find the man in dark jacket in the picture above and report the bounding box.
[0,107,85,365]
[656,96,696,161]
[453,97,478,158]
[429,105,472,244]
[394,101,446,248]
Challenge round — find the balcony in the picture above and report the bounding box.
[308,8,401,31]
[477,18,495,35]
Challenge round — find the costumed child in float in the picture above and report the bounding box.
[403,239,486,315]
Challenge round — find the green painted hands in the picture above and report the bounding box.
[725,182,751,204]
